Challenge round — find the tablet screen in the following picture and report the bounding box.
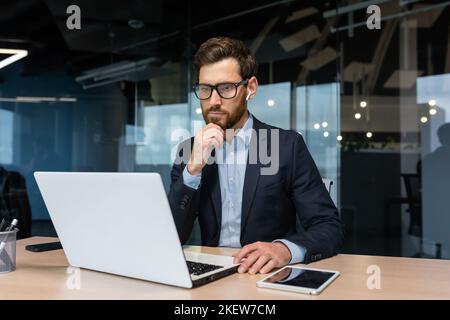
[262,267,336,289]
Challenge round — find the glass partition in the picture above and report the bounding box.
[2,0,449,260]
[296,83,340,206]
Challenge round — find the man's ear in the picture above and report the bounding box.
[247,76,258,100]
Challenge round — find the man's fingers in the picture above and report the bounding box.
[204,136,222,150]
[205,122,225,134]
[203,126,224,137]
[233,245,251,264]
[248,255,271,275]
[201,138,220,163]
[234,243,287,274]
[259,259,277,274]
[237,251,260,273]
[234,243,258,264]
[201,131,224,151]
[203,128,224,143]
[203,125,224,139]
[189,123,224,171]
[195,126,223,145]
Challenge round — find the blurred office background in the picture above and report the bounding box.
[0,0,449,259]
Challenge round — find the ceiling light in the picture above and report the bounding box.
[128,19,145,29]
[360,101,367,108]
[59,97,77,102]
[0,48,28,70]
[420,117,428,123]
[0,96,76,103]
[354,113,361,119]
[16,96,57,103]
[76,57,158,89]
[428,99,436,106]
[429,108,437,115]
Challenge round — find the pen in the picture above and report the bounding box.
[5,219,18,232]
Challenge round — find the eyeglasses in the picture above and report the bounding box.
[193,79,248,100]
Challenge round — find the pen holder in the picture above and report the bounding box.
[0,228,18,274]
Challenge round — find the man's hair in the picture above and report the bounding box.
[194,37,258,80]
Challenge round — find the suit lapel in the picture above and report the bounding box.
[240,117,265,234]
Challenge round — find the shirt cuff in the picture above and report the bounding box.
[273,239,306,264]
[182,166,202,190]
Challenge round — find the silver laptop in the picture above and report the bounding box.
[34,172,239,288]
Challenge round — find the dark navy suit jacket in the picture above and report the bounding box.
[168,116,344,264]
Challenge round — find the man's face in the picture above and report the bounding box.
[198,58,247,130]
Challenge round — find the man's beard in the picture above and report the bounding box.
[202,95,247,130]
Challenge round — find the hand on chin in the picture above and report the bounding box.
[209,116,226,130]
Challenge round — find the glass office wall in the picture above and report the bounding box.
[250,82,291,130]
[0,108,14,164]
[0,0,190,235]
[335,0,450,258]
[416,74,450,258]
[1,0,449,259]
[297,83,340,206]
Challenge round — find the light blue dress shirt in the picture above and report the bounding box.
[182,113,306,264]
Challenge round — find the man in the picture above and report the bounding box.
[168,37,344,275]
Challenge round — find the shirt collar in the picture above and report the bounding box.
[234,112,253,147]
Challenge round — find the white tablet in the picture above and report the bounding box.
[256,266,340,295]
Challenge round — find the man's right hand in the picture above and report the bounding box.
[187,123,224,175]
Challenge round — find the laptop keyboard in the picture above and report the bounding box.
[186,261,222,276]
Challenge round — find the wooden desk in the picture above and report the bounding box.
[1,237,450,299]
